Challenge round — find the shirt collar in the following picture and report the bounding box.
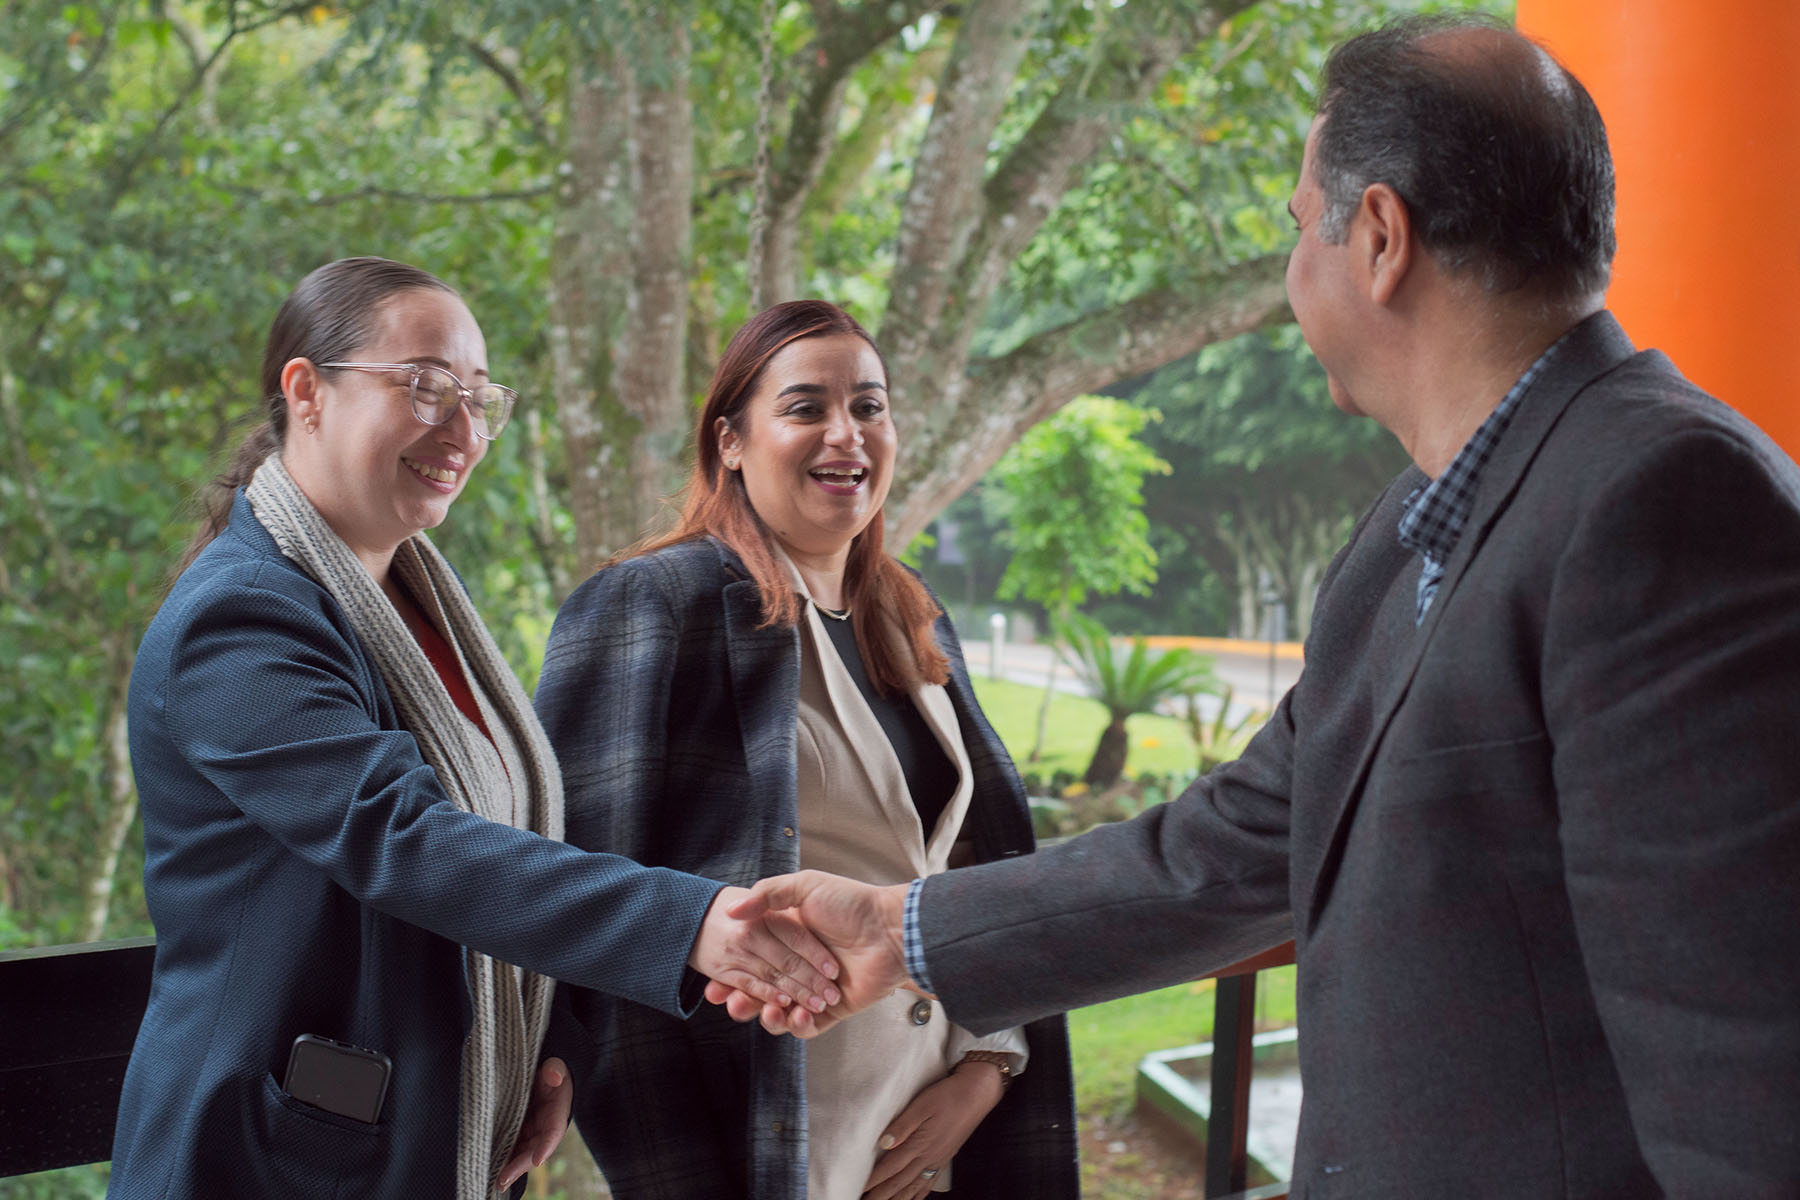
[1397,330,1572,564]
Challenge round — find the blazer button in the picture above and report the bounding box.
[782,827,794,837]
[909,999,932,1026]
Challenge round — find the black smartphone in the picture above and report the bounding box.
[282,1034,392,1124]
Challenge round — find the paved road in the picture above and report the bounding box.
[971,637,1304,725]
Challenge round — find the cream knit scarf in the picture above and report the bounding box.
[247,454,561,1198]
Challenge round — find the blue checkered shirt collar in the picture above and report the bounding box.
[1397,332,1571,621]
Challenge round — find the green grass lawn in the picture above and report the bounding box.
[969,676,1199,783]
[1066,967,1299,1117]
[970,668,1299,1192]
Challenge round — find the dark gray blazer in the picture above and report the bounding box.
[920,312,1800,1197]
[534,538,1078,1199]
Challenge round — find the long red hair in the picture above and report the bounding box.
[624,300,947,695]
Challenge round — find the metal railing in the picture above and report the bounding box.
[0,936,1296,1196]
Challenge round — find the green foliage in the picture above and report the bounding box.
[1055,613,1219,786]
[1113,325,1412,635]
[1057,615,1220,723]
[0,0,1507,965]
[1185,685,1265,774]
[985,395,1169,615]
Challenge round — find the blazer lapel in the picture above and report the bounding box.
[912,682,974,867]
[1304,311,1639,928]
[722,575,802,842]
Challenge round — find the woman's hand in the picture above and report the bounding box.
[495,1057,571,1192]
[703,871,913,1037]
[689,885,843,1014]
[860,1061,1007,1200]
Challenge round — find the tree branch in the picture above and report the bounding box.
[753,0,947,300]
[886,253,1291,543]
[227,182,555,207]
[943,0,1262,335]
[461,37,554,149]
[0,12,118,152]
[105,3,315,196]
[880,0,1050,367]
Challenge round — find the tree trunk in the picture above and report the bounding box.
[1084,715,1131,789]
[550,22,696,566]
[548,58,633,571]
[1028,654,1056,764]
[82,637,137,943]
[616,10,694,545]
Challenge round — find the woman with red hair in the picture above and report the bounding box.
[536,301,1077,1199]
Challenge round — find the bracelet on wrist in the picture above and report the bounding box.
[955,1050,1014,1088]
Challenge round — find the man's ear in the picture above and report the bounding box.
[279,357,322,432]
[1355,182,1414,307]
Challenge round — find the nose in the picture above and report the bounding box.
[822,405,862,448]
[435,392,481,447]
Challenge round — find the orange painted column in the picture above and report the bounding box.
[1515,1,1800,459]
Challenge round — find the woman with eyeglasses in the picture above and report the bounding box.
[110,258,841,1200]
[534,301,1078,1200]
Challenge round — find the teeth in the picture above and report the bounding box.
[811,467,865,481]
[405,458,457,483]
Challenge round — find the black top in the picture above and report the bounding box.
[817,608,957,840]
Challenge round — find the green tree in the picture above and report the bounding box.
[1056,613,1218,787]
[984,395,1168,759]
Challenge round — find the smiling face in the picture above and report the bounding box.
[284,288,490,573]
[718,331,895,563]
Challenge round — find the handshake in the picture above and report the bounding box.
[688,871,919,1037]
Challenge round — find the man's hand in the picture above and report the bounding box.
[702,871,913,1036]
[688,885,843,1014]
[495,1057,571,1192]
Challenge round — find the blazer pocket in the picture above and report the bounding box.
[256,1070,384,1185]
[1384,731,1553,805]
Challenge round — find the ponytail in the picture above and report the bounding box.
[170,416,283,582]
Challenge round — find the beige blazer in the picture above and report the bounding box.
[781,558,1026,1199]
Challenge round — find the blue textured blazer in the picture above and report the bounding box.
[110,493,724,1199]
[534,538,1079,1199]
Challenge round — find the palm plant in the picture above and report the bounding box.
[1056,613,1221,789]
[1185,685,1267,774]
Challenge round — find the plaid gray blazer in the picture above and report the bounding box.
[535,537,1078,1199]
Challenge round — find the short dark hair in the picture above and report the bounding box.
[1314,13,1616,301]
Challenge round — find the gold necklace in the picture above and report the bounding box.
[814,600,852,621]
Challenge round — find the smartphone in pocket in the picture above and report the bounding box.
[282,1034,392,1124]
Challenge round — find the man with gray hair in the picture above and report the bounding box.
[727,14,1800,1195]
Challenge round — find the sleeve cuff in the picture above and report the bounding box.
[903,877,934,995]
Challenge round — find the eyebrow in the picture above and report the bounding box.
[776,381,887,397]
[403,354,489,379]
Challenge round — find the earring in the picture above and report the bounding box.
[304,417,317,435]
[723,456,739,471]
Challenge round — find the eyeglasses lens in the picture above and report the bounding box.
[409,366,514,439]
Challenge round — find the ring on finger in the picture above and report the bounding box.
[920,1167,940,1180]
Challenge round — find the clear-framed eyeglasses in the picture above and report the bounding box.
[319,362,517,441]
